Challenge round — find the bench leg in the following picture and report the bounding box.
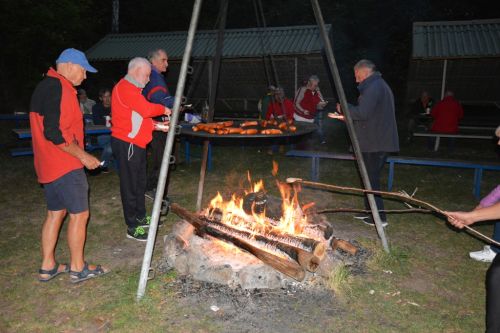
[434,136,440,151]
[473,168,482,199]
[387,161,394,191]
[311,157,319,181]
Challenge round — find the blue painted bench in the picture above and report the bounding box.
[386,157,500,199]
[285,150,500,199]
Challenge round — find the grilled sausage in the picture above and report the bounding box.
[240,128,258,135]
[240,121,259,128]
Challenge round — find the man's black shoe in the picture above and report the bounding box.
[126,226,148,241]
[137,215,163,227]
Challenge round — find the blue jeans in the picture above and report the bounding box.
[314,112,325,142]
[97,135,113,168]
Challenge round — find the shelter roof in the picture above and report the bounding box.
[86,25,331,61]
[412,18,500,59]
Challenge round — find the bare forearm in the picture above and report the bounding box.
[446,202,500,228]
[470,203,500,222]
[59,142,100,169]
[59,141,87,161]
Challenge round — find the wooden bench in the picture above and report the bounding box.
[412,131,493,151]
[286,150,500,199]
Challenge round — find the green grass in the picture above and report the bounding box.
[0,126,498,332]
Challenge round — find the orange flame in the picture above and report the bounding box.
[207,162,310,237]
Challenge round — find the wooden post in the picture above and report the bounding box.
[195,0,228,211]
[440,59,448,99]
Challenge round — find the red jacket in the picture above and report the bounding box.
[430,96,464,133]
[111,78,166,148]
[294,87,322,119]
[265,99,295,120]
[30,68,84,183]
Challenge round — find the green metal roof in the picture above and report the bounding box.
[86,25,331,61]
[412,18,500,59]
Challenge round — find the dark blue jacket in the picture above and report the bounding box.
[142,68,175,121]
[92,103,110,125]
[349,72,399,153]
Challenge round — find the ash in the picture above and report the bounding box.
[162,274,343,333]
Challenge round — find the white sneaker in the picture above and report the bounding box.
[469,245,497,262]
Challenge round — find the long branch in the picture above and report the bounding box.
[315,208,432,214]
[287,178,500,247]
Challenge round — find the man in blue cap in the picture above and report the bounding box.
[30,48,109,283]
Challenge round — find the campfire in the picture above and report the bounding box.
[165,163,357,289]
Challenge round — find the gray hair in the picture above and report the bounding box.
[354,59,376,72]
[308,75,320,82]
[128,57,151,72]
[147,49,167,62]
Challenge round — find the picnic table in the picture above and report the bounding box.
[11,125,111,156]
[0,113,29,127]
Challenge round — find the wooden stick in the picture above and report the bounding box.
[332,238,358,255]
[315,208,432,214]
[287,178,500,247]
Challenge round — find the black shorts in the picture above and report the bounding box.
[43,168,89,214]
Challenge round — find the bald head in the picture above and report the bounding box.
[127,57,151,88]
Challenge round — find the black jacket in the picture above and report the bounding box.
[348,72,399,153]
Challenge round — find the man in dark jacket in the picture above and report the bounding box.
[142,49,175,210]
[332,59,399,226]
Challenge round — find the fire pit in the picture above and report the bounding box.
[163,168,358,289]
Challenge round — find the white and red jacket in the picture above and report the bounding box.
[111,76,165,148]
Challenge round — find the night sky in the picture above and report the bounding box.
[0,0,498,111]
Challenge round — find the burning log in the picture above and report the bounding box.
[208,207,326,260]
[170,203,306,281]
[199,216,325,272]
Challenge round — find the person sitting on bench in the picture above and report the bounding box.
[429,90,463,151]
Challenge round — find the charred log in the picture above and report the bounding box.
[170,203,306,281]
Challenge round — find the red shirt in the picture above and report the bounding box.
[265,99,295,120]
[430,96,464,133]
[111,78,166,148]
[30,68,84,183]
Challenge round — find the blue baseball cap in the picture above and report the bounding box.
[56,48,97,73]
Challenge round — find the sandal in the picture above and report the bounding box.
[38,263,69,282]
[69,262,109,283]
